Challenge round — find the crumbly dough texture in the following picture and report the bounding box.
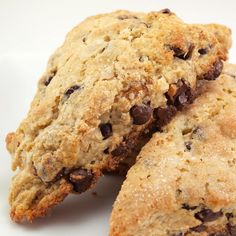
[6,9,230,222]
[110,63,236,236]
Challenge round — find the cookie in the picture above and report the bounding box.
[6,9,230,222]
[110,63,236,236]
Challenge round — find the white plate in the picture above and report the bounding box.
[0,0,235,235]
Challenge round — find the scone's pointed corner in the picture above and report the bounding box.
[9,167,101,222]
[9,171,73,222]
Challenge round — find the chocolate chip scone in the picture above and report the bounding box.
[104,22,232,176]
[6,9,230,222]
[110,63,236,236]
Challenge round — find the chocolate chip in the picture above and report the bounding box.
[153,106,177,129]
[130,105,152,125]
[99,123,112,139]
[103,148,109,154]
[227,223,236,235]
[190,224,206,232]
[182,203,197,210]
[226,213,233,220]
[69,169,94,193]
[198,48,209,55]
[194,209,223,222]
[160,8,171,14]
[44,70,57,86]
[170,46,185,59]
[44,75,53,86]
[65,85,81,97]
[176,189,182,197]
[169,44,194,60]
[200,59,223,81]
[165,80,193,109]
[184,141,192,151]
[99,47,106,53]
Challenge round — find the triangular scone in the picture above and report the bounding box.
[108,22,232,176]
[110,63,236,236]
[6,9,230,222]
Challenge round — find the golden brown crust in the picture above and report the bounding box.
[6,9,231,222]
[10,180,73,222]
[205,24,232,53]
[110,64,236,236]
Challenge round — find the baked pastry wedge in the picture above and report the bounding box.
[6,9,230,222]
[110,63,236,236]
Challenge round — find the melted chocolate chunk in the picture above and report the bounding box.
[184,141,192,151]
[130,105,152,125]
[99,123,113,139]
[182,203,197,210]
[153,106,177,129]
[194,209,223,222]
[69,169,94,193]
[198,48,209,55]
[200,59,223,80]
[165,80,193,110]
[190,224,206,232]
[160,8,171,14]
[169,44,194,60]
[65,85,81,97]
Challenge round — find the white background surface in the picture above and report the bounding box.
[0,0,236,235]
